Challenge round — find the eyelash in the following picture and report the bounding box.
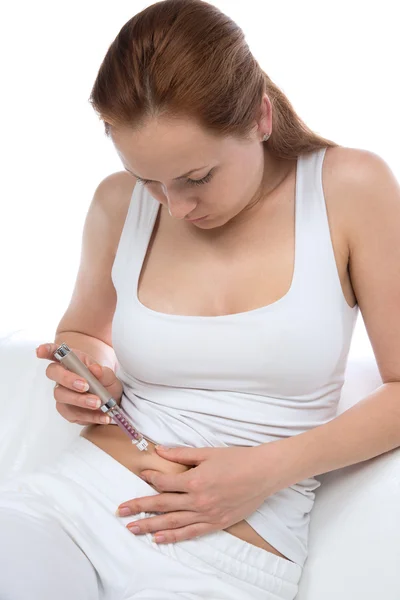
[136,171,213,187]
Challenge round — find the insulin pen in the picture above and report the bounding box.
[53,343,149,451]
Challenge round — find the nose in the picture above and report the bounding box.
[164,188,197,220]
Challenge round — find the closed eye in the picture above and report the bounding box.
[136,170,214,187]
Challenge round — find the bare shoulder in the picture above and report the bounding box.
[54,171,137,346]
[322,144,395,185]
[95,170,137,255]
[321,145,398,251]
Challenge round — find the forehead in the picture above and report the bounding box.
[111,118,236,176]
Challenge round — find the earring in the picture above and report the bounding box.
[262,133,270,142]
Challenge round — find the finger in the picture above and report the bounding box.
[125,510,201,536]
[155,445,208,466]
[36,343,63,362]
[153,522,212,544]
[127,516,211,544]
[39,342,93,392]
[139,470,192,493]
[53,382,101,410]
[46,362,90,394]
[87,363,117,389]
[37,344,105,377]
[55,401,111,425]
[117,491,189,517]
[41,346,112,392]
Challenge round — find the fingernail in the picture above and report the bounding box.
[155,445,169,451]
[91,364,102,376]
[153,535,165,543]
[86,398,101,408]
[73,380,89,391]
[116,507,131,517]
[128,525,141,534]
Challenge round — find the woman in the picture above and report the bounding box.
[2,1,400,599]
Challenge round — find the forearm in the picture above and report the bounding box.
[54,330,117,371]
[257,382,400,490]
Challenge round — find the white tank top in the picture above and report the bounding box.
[111,147,359,567]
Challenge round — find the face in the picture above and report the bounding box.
[110,108,271,230]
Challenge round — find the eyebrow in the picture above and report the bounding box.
[123,165,209,182]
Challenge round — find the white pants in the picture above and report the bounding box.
[0,436,302,600]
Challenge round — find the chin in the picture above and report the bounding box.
[190,217,220,229]
[193,216,231,230]
[192,219,212,227]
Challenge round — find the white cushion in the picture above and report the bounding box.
[0,328,399,599]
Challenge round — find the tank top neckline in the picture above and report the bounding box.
[133,157,303,321]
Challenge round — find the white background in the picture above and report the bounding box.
[1,1,399,359]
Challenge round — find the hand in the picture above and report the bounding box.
[117,444,280,544]
[36,342,123,426]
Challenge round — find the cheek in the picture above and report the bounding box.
[215,177,244,207]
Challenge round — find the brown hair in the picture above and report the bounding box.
[89,0,338,159]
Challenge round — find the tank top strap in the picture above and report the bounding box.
[294,146,348,305]
[111,183,159,295]
[296,147,328,227]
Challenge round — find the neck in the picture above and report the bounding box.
[221,150,294,233]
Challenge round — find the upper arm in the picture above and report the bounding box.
[341,148,400,383]
[55,171,136,347]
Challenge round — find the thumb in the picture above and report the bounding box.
[88,363,103,379]
[155,445,207,465]
[88,363,116,387]
[88,363,123,406]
